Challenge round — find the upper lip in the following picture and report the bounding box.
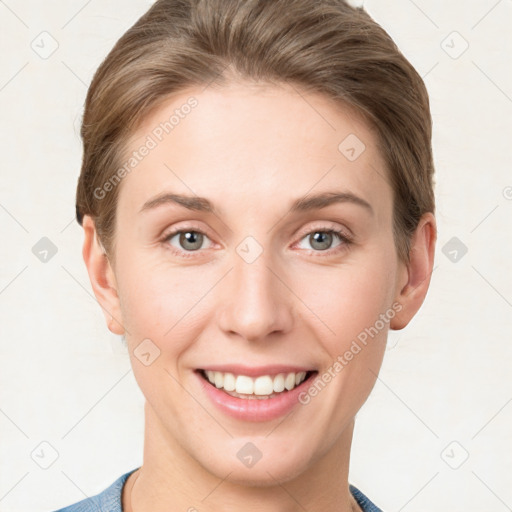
[197,364,316,377]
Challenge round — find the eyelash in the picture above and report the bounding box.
[160,223,353,259]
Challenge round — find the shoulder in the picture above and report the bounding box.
[52,468,139,512]
[350,483,384,512]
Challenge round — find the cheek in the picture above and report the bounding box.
[116,257,217,363]
[298,255,396,348]
[116,252,191,329]
[117,261,206,415]
[295,254,396,425]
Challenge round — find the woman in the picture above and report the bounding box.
[55,0,436,510]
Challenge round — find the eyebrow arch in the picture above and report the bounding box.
[139,190,373,216]
[290,191,373,215]
[139,193,216,214]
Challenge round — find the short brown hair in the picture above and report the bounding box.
[75,0,435,265]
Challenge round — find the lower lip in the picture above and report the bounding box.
[195,370,316,422]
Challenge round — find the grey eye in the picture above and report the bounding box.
[307,231,336,251]
[295,229,347,253]
[170,231,206,251]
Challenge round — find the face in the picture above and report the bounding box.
[97,81,410,484]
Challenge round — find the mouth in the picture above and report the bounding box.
[196,368,317,400]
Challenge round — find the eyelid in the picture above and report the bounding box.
[160,221,214,241]
[294,221,353,243]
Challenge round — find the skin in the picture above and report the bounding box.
[82,80,436,512]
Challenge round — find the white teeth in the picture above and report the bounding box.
[285,373,296,390]
[223,372,236,391]
[235,375,254,394]
[254,376,274,395]
[202,370,309,396]
[214,371,223,388]
[273,373,285,392]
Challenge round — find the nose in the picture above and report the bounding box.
[216,248,294,343]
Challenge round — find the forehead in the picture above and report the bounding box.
[117,81,391,219]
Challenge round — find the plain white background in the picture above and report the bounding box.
[0,1,511,511]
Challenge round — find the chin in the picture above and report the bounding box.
[195,439,316,487]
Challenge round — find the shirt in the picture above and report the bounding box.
[53,468,383,512]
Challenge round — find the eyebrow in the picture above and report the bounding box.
[139,190,374,216]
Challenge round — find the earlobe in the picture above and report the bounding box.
[81,215,125,336]
[390,212,437,331]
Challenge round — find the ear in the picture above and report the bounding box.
[81,215,125,335]
[390,212,437,330]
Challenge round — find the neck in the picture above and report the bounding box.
[123,401,359,512]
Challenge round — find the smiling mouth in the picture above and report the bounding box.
[197,369,317,399]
